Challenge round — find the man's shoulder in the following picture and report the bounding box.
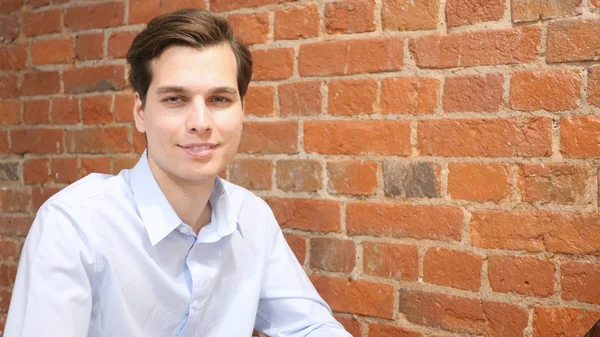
[45,172,130,210]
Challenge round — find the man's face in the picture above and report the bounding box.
[133,44,243,184]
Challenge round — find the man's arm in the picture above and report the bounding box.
[254,210,351,337]
[4,201,94,337]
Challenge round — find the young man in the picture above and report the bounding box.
[4,9,351,337]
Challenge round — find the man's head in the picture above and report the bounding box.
[126,9,252,185]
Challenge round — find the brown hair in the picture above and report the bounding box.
[126,9,252,105]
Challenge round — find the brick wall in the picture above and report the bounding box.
[1,0,600,336]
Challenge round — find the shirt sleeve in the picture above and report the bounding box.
[4,200,95,337]
[254,209,352,337]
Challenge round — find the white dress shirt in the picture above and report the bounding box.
[4,152,350,337]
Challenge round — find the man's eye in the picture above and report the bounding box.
[212,96,230,103]
[164,96,183,103]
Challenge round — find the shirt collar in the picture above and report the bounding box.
[130,151,238,246]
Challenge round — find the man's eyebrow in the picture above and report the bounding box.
[155,86,187,94]
[208,86,238,95]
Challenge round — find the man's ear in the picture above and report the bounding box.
[133,92,146,133]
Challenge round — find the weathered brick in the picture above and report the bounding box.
[23,99,50,124]
[310,237,356,273]
[129,0,206,24]
[239,121,298,154]
[590,66,600,107]
[23,158,48,184]
[278,81,322,116]
[31,38,74,65]
[423,248,483,291]
[488,255,554,297]
[0,12,19,42]
[311,275,395,319]
[32,187,60,210]
[299,38,403,76]
[325,0,375,34]
[108,30,138,58]
[383,161,440,198]
[448,162,511,203]
[335,316,361,337]
[0,101,20,125]
[64,2,124,31]
[112,156,139,174]
[64,65,126,94]
[519,163,591,205]
[533,307,600,337]
[244,86,274,116]
[347,202,463,241]
[0,240,19,260]
[561,116,600,158]
[228,158,272,191]
[446,0,505,27]
[0,74,18,99]
[251,48,294,81]
[471,210,600,254]
[443,74,504,113]
[418,117,552,157]
[401,290,528,337]
[210,0,293,12]
[276,160,321,192]
[0,264,17,288]
[266,198,340,233]
[23,9,60,37]
[114,92,134,122]
[49,157,78,184]
[410,26,541,69]
[20,71,60,96]
[0,188,29,213]
[328,78,377,116]
[274,4,319,40]
[0,131,7,154]
[512,0,580,22]
[11,129,63,154]
[304,120,411,155]
[76,33,104,61]
[363,241,418,281]
[66,127,131,154]
[228,13,269,45]
[327,160,378,195]
[547,19,600,63]
[81,95,113,124]
[284,234,306,265]
[510,69,580,111]
[0,0,20,14]
[381,77,439,114]
[0,216,33,236]
[51,97,79,124]
[561,261,600,304]
[369,323,422,337]
[383,0,438,31]
[80,157,110,177]
[0,45,26,70]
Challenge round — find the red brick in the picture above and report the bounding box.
[129,0,207,24]
[418,117,552,157]
[0,240,19,260]
[446,0,505,27]
[23,9,60,37]
[0,101,20,125]
[448,162,511,202]
[51,97,79,124]
[561,116,600,158]
[300,37,403,76]
[0,74,18,98]
[75,33,104,61]
[228,13,269,45]
[0,216,34,236]
[0,289,11,312]
[0,264,18,288]
[0,188,30,213]
[266,198,340,233]
[510,69,580,111]
[114,92,134,122]
[278,81,321,116]
[471,210,600,254]
[251,48,294,81]
[23,99,50,124]
[304,120,410,155]
[23,158,49,184]
[239,121,298,154]
[327,160,378,195]
[1,12,19,43]
[276,159,321,192]
[443,74,504,113]
[488,255,554,297]
[31,38,74,65]
[133,130,146,154]
[547,19,600,63]
[66,127,131,154]
[244,86,274,116]
[80,157,110,177]
[383,0,438,31]
[228,158,272,191]
[0,131,8,154]
[311,275,394,319]
[512,0,580,22]
[108,30,137,58]
[20,71,60,96]
[0,0,21,14]
[328,78,377,116]
[325,0,375,34]
[369,323,422,337]
[275,4,319,40]
[533,307,600,337]
[347,202,463,241]
[590,66,600,107]
[210,0,294,12]
[65,2,124,31]
[0,45,26,70]
[112,156,139,174]
[519,163,591,205]
[363,241,418,281]
[29,0,49,8]
[32,187,60,210]
[401,290,528,337]
[381,77,439,114]
[594,0,600,7]
[410,26,541,69]
[64,65,126,94]
[423,247,483,291]
[50,157,78,184]
[310,237,356,273]
[561,261,600,304]
[11,128,63,154]
[335,316,361,337]
[81,95,113,124]
[284,234,306,265]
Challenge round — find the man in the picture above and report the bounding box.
[4,9,351,337]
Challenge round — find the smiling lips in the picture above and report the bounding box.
[179,143,217,158]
